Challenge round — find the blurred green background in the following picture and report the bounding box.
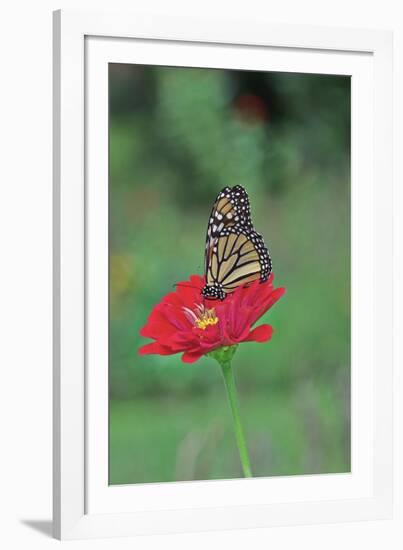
[108,64,351,485]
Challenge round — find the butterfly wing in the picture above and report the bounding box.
[204,185,252,273]
[205,226,272,295]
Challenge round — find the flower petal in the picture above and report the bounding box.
[174,275,204,302]
[249,287,286,326]
[181,350,204,363]
[140,319,176,339]
[244,324,273,343]
[138,342,173,356]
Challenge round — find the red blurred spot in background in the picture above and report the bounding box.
[233,93,269,125]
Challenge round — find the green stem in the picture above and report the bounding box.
[219,360,252,478]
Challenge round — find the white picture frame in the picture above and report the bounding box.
[53,9,393,540]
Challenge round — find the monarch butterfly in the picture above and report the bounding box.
[201,185,272,301]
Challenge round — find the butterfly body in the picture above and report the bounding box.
[202,185,272,301]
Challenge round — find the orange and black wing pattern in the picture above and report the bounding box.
[202,186,272,301]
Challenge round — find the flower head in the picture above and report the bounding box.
[138,273,285,363]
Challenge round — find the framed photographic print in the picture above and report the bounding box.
[53,10,393,540]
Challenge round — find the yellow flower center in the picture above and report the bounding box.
[183,304,219,331]
[195,312,219,330]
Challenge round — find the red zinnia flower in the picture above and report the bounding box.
[138,273,285,363]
